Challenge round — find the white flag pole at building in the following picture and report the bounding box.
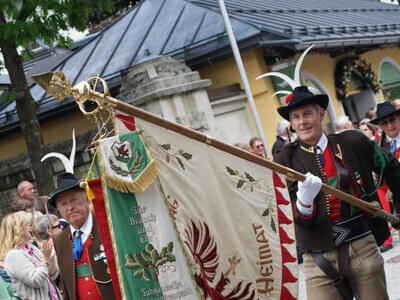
[217,0,270,157]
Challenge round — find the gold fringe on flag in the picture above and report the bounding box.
[104,159,161,194]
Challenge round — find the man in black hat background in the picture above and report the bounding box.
[371,102,400,252]
[371,102,400,159]
[274,86,400,300]
[49,173,116,300]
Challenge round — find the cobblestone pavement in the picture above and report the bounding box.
[298,232,400,299]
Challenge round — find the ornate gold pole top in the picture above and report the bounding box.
[31,71,72,101]
[31,71,117,115]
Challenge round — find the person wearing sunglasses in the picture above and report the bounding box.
[249,137,265,157]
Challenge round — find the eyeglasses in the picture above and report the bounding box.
[379,116,399,126]
[255,144,264,149]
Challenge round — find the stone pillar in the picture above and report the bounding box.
[118,56,217,135]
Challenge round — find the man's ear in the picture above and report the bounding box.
[320,108,326,120]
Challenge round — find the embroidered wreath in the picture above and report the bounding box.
[335,56,381,100]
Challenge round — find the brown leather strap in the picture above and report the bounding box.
[338,243,350,279]
[328,141,353,219]
[311,250,354,300]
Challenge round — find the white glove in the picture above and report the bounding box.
[296,172,322,216]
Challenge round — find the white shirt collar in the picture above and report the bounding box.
[280,135,288,141]
[315,133,328,152]
[386,132,400,147]
[70,212,93,244]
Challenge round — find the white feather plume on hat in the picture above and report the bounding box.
[41,129,76,174]
[256,45,317,97]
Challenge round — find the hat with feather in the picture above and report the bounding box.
[256,45,329,121]
[42,129,84,207]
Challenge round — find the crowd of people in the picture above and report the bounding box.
[233,88,400,299]
[2,90,400,299]
[0,173,116,299]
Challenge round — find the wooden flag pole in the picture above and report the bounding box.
[115,100,399,225]
[30,71,400,225]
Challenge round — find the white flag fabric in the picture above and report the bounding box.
[98,111,299,299]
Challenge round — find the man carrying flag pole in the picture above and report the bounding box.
[31,69,400,300]
[274,86,400,300]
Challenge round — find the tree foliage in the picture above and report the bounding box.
[88,0,139,28]
[0,0,115,195]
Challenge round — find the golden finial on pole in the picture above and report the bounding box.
[30,71,73,101]
[31,71,118,147]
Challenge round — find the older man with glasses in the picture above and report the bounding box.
[371,102,400,252]
[249,137,265,157]
[371,102,400,158]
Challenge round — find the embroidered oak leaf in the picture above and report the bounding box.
[133,269,144,278]
[125,254,142,269]
[151,249,159,265]
[226,166,236,176]
[161,144,171,150]
[262,207,269,217]
[245,172,255,182]
[131,149,143,173]
[134,254,146,267]
[142,249,151,261]
[158,143,192,170]
[142,269,151,281]
[145,243,154,253]
[156,258,168,267]
[176,157,185,170]
[237,180,244,188]
[161,246,168,257]
[167,241,173,252]
[270,217,276,233]
[125,242,176,281]
[166,253,176,262]
[181,152,192,160]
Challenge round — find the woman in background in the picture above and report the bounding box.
[0,211,60,299]
[359,118,379,140]
[0,215,20,300]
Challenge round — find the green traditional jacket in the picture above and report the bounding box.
[274,130,400,251]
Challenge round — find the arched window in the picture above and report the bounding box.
[380,60,400,101]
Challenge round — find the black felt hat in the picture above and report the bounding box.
[277,86,329,121]
[48,172,83,207]
[370,102,400,125]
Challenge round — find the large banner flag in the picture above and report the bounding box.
[94,111,298,299]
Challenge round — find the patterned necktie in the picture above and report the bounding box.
[390,140,397,154]
[73,230,83,261]
[315,146,325,167]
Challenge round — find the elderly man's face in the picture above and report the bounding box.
[379,115,400,139]
[289,104,325,146]
[55,189,90,229]
[20,182,35,201]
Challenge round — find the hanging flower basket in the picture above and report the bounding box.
[335,56,381,101]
